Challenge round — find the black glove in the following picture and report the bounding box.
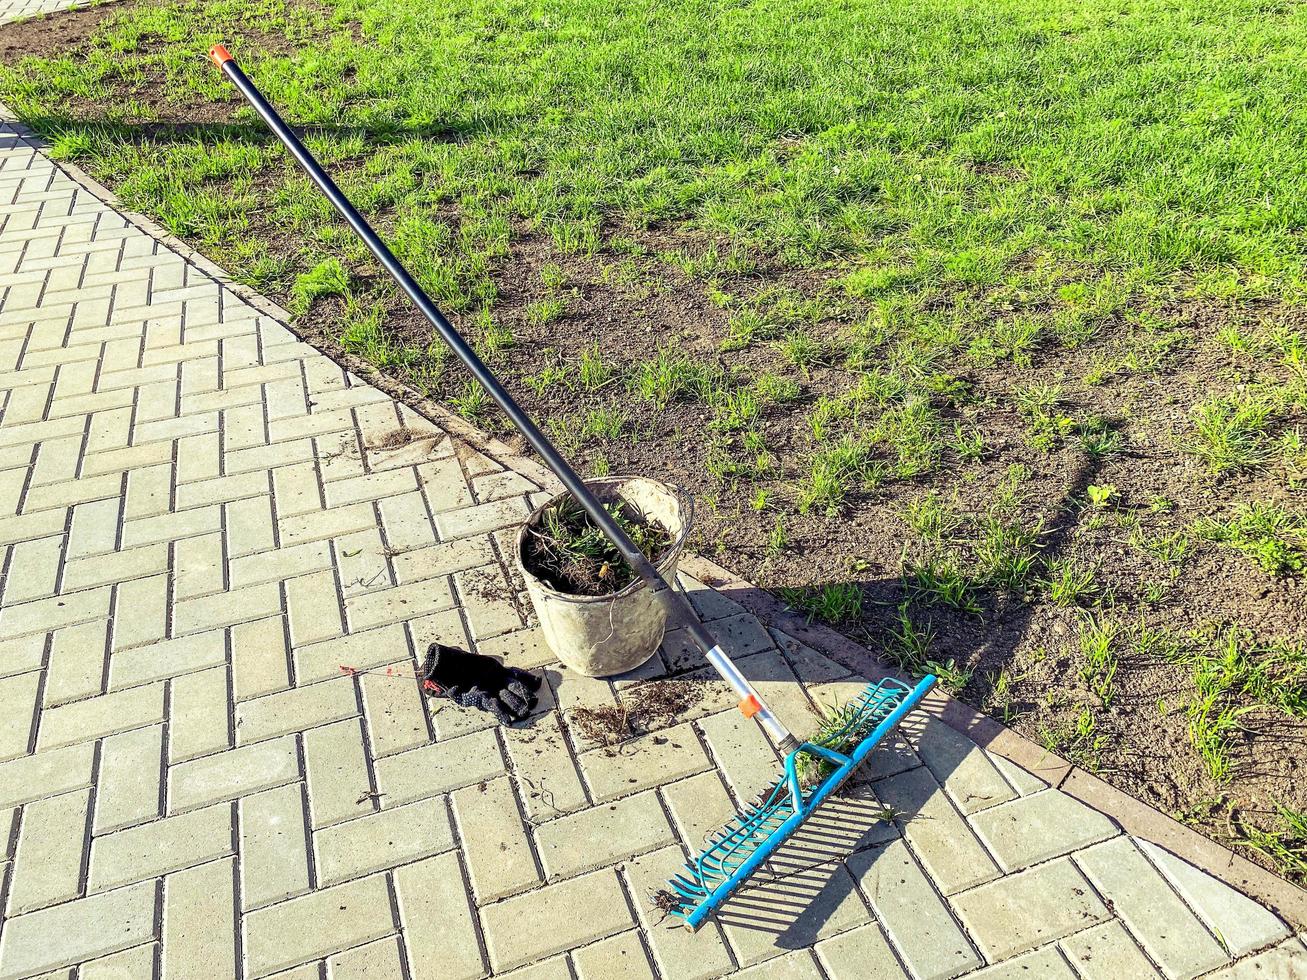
[422,643,542,725]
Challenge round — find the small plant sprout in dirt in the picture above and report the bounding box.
[777,582,863,624]
[1194,502,1306,575]
[522,496,672,596]
[1086,484,1118,509]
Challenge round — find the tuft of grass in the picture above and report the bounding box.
[902,492,963,541]
[1188,395,1274,475]
[578,344,616,390]
[1194,502,1306,575]
[975,516,1042,591]
[1077,615,1121,704]
[777,583,864,624]
[290,257,349,316]
[1044,558,1100,608]
[902,553,981,615]
[798,437,879,516]
[1235,804,1307,882]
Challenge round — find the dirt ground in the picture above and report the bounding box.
[3,2,1305,882]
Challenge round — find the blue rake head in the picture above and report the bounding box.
[665,674,935,931]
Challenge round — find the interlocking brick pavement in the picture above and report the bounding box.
[0,42,1301,978]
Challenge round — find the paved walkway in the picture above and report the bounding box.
[0,31,1302,980]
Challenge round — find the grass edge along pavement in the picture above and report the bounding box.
[1,0,1306,884]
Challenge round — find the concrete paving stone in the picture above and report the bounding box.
[108,630,227,691]
[849,840,982,980]
[1059,920,1162,979]
[571,930,655,980]
[162,856,236,980]
[172,580,283,636]
[661,770,738,852]
[7,787,89,914]
[168,664,231,763]
[278,501,377,548]
[345,577,456,633]
[451,775,541,903]
[415,456,473,513]
[294,622,410,684]
[111,571,168,650]
[20,470,120,513]
[1074,837,1231,979]
[0,636,44,690]
[770,628,852,683]
[78,943,158,980]
[814,922,908,979]
[391,535,495,586]
[678,574,748,622]
[0,584,110,640]
[37,681,165,750]
[1208,938,1307,978]
[1138,838,1291,958]
[314,796,454,885]
[969,789,1117,875]
[2,534,62,605]
[243,874,395,978]
[479,868,633,973]
[323,467,418,509]
[374,728,505,805]
[122,460,172,521]
[0,510,67,555]
[0,669,36,760]
[231,615,292,701]
[94,724,163,833]
[229,540,334,590]
[987,750,1051,796]
[235,675,358,744]
[225,494,277,558]
[239,783,312,910]
[175,431,222,485]
[360,665,428,757]
[910,715,1017,816]
[89,801,233,891]
[965,945,1079,979]
[579,721,712,801]
[0,741,94,808]
[61,542,170,594]
[271,461,322,517]
[733,949,824,978]
[171,531,226,601]
[535,789,674,880]
[326,935,405,980]
[174,470,271,514]
[226,437,316,477]
[623,844,737,980]
[434,497,531,540]
[502,712,590,821]
[264,965,322,980]
[119,504,222,550]
[333,526,391,597]
[721,860,872,967]
[456,565,525,640]
[864,761,1001,896]
[698,707,781,801]
[550,668,615,723]
[0,879,157,980]
[950,856,1110,963]
[394,851,486,980]
[302,718,373,828]
[168,734,299,813]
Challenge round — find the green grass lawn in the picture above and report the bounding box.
[3,0,1307,876]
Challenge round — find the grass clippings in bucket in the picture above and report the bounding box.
[523,495,672,596]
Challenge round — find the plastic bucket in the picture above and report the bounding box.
[516,476,692,677]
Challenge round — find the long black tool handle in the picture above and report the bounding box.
[205,45,794,726]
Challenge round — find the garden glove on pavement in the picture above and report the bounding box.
[421,643,542,725]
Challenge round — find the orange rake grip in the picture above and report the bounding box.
[208,44,233,68]
[738,694,762,719]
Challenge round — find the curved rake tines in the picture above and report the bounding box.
[667,677,919,922]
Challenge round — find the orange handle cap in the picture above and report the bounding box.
[208,44,232,67]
